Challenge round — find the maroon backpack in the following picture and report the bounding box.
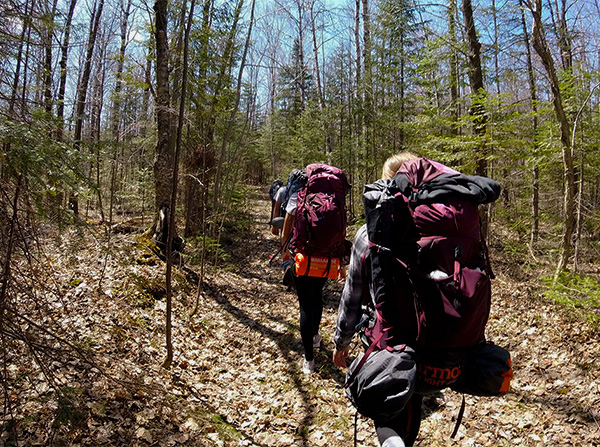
[363,158,502,391]
[291,164,350,261]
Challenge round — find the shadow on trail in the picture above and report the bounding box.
[510,387,599,425]
[211,287,318,447]
[205,189,352,444]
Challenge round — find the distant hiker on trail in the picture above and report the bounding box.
[268,179,283,235]
[333,153,512,447]
[271,169,308,290]
[270,169,304,238]
[281,164,351,375]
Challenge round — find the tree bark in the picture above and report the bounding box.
[73,0,105,152]
[308,0,331,156]
[0,175,23,323]
[109,0,133,225]
[183,0,213,237]
[56,0,78,141]
[154,0,174,212]
[530,0,575,276]
[69,0,104,216]
[519,0,540,245]
[447,0,460,132]
[43,0,59,114]
[353,0,363,185]
[90,43,107,221]
[162,0,197,369]
[462,0,487,176]
[571,83,599,271]
[309,0,324,111]
[462,0,490,237]
[362,0,375,179]
[550,0,573,70]
[8,0,32,119]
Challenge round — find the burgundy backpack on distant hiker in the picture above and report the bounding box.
[346,158,512,427]
[291,164,350,275]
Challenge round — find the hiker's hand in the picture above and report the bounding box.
[271,227,279,236]
[337,265,347,283]
[282,250,291,263]
[333,347,349,368]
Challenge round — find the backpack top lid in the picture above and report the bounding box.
[393,158,501,206]
[305,163,350,195]
[397,158,460,187]
[291,163,349,258]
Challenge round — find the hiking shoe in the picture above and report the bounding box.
[313,333,322,349]
[302,357,315,375]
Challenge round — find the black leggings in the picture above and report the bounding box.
[374,394,423,447]
[292,274,327,361]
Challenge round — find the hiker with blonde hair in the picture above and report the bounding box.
[333,152,421,447]
[333,151,509,447]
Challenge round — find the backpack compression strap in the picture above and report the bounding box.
[344,330,385,389]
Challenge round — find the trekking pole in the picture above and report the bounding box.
[353,410,359,447]
[268,234,292,266]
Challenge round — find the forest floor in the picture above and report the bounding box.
[5,187,600,447]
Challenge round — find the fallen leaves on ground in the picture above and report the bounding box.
[4,188,600,446]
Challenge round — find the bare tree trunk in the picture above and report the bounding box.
[362,0,374,179]
[162,0,197,369]
[140,55,152,137]
[354,0,362,95]
[462,0,490,237]
[531,166,539,244]
[0,176,23,316]
[183,0,212,238]
[269,63,277,178]
[530,0,575,276]
[519,0,540,245]
[309,0,324,110]
[90,45,107,222]
[354,0,363,185]
[297,0,307,111]
[8,0,32,119]
[462,0,487,176]
[551,0,573,70]
[573,147,583,273]
[448,0,460,133]
[19,15,34,118]
[109,0,133,226]
[308,0,331,156]
[399,31,406,148]
[572,83,600,271]
[43,0,59,114]
[56,0,78,141]
[491,0,500,97]
[70,0,104,217]
[154,0,174,212]
[73,0,105,151]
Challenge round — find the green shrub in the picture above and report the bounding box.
[543,272,600,328]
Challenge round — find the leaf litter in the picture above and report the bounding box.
[3,189,600,446]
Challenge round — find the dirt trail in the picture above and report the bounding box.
[185,188,600,446]
[11,187,600,447]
